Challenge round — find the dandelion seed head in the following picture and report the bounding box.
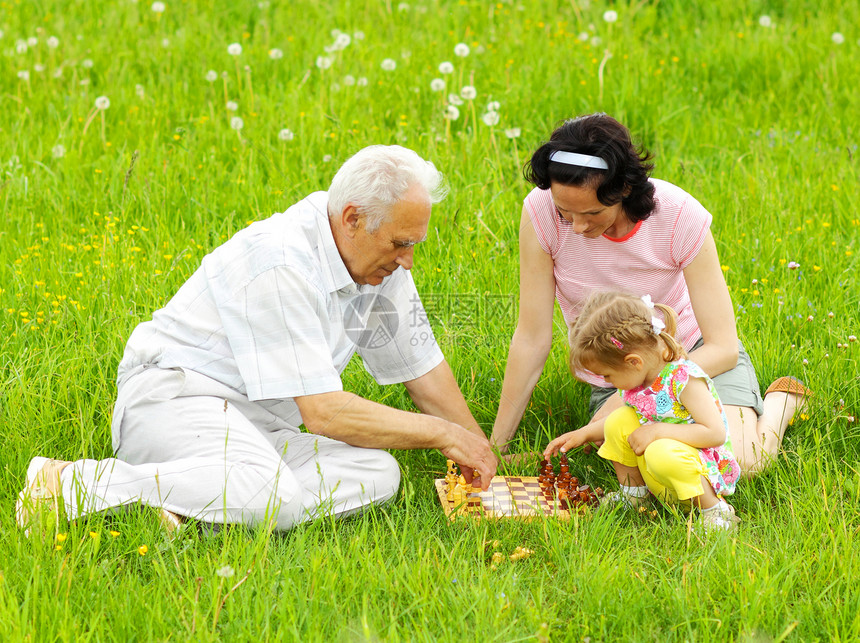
[322,154,332,162]
[430,78,445,91]
[27,36,38,47]
[17,70,30,81]
[578,31,589,42]
[151,1,166,12]
[482,111,500,126]
[504,127,521,139]
[230,116,244,130]
[82,58,94,69]
[603,10,618,23]
[228,42,242,56]
[460,85,477,100]
[278,128,294,141]
[343,74,356,86]
[354,31,365,40]
[444,105,460,120]
[226,100,239,111]
[316,55,333,70]
[758,15,772,28]
[486,100,500,112]
[590,36,603,47]
[269,48,283,59]
[95,95,110,110]
[162,38,170,48]
[397,2,410,10]
[334,33,351,50]
[205,69,218,82]
[381,58,397,71]
[135,84,145,98]
[438,61,454,74]
[356,76,368,86]
[52,144,66,158]
[47,35,59,49]
[216,565,236,578]
[447,93,464,106]
[831,32,845,45]
[454,43,470,57]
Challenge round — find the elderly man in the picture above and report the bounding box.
[17,145,496,534]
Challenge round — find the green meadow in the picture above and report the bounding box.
[2,0,859,640]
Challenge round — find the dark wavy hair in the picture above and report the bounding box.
[524,113,656,222]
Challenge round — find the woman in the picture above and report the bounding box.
[491,113,809,475]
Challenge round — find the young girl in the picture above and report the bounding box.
[545,291,742,530]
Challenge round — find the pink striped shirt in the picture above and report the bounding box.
[525,178,712,387]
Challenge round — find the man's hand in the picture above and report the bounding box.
[440,425,497,490]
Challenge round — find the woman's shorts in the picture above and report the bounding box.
[587,338,765,418]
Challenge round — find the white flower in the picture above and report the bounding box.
[230,116,244,130]
[316,55,333,70]
[227,42,242,56]
[334,33,351,50]
[504,127,521,139]
[226,100,238,111]
[82,59,94,68]
[444,105,460,120]
[460,85,477,100]
[482,111,500,126]
[95,95,110,110]
[16,39,28,54]
[356,76,368,86]
[438,61,454,74]
[447,93,463,106]
[832,32,845,45]
[603,10,618,23]
[486,100,500,112]
[454,43,470,57]
[205,69,218,82]
[322,154,332,162]
[151,1,166,12]
[269,48,283,59]
[215,565,235,578]
[343,74,356,86]
[17,70,30,81]
[27,37,37,47]
[758,15,772,28]
[34,63,45,73]
[47,36,59,49]
[135,84,145,98]
[353,31,365,40]
[430,78,446,92]
[381,58,397,71]
[52,144,66,158]
[577,31,589,42]
[278,128,294,141]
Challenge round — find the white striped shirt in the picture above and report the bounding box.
[119,191,443,425]
[526,178,712,387]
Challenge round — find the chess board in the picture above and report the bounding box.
[435,476,580,521]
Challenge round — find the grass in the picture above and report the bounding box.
[1,0,859,640]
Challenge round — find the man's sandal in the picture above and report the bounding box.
[16,457,70,539]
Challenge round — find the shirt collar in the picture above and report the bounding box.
[307,191,358,294]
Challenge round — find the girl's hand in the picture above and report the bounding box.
[543,427,597,458]
[627,423,664,456]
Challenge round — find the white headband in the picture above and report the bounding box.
[640,294,666,336]
[549,150,608,170]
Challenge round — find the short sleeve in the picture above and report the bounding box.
[670,192,713,268]
[524,187,561,256]
[218,266,343,401]
[357,269,444,385]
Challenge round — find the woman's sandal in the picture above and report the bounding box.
[765,376,813,398]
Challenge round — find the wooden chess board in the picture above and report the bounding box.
[435,476,580,521]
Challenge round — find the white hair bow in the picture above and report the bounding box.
[641,294,666,336]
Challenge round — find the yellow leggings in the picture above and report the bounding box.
[597,407,708,505]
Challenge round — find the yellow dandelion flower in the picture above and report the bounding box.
[138,545,149,555]
[110,530,120,537]
[89,531,98,539]
[56,533,67,542]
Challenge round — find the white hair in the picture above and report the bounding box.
[328,145,447,232]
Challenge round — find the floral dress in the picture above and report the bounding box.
[620,359,740,495]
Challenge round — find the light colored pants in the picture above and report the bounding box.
[597,407,708,504]
[59,365,400,530]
